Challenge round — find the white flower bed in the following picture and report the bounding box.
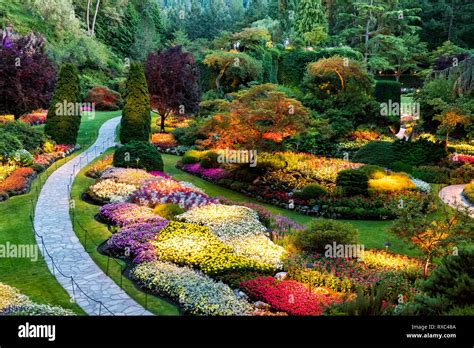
[101,168,161,186]
[88,179,137,202]
[410,178,431,193]
[177,204,286,268]
[132,261,253,316]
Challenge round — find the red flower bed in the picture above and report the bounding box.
[240,276,343,316]
[0,167,34,193]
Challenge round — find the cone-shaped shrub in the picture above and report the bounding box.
[44,64,81,145]
[120,63,151,144]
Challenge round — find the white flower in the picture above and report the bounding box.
[410,178,431,193]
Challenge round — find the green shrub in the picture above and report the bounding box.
[412,166,449,183]
[153,204,185,220]
[353,141,396,167]
[255,153,287,173]
[181,150,203,164]
[0,121,46,151]
[200,151,220,168]
[11,149,33,166]
[293,183,328,200]
[293,219,359,254]
[0,130,22,162]
[390,161,413,174]
[119,62,151,144]
[391,139,447,167]
[374,80,401,105]
[44,64,82,145]
[358,165,386,179]
[336,169,369,196]
[113,141,163,171]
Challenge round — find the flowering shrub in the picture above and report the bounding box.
[452,154,474,164]
[3,303,75,316]
[0,283,29,312]
[349,130,381,142]
[85,155,113,178]
[410,178,431,193]
[33,144,76,167]
[176,204,287,268]
[151,133,178,149]
[18,110,47,125]
[369,173,415,192]
[10,149,33,166]
[88,179,137,203]
[107,221,168,263]
[362,250,424,279]
[0,165,16,182]
[99,203,166,227]
[0,115,15,124]
[240,276,344,316]
[101,167,161,186]
[0,167,34,194]
[130,179,218,210]
[449,143,474,155]
[152,221,275,275]
[132,261,253,315]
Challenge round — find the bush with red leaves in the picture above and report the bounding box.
[240,276,343,316]
[86,86,123,111]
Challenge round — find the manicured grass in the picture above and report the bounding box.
[0,111,121,314]
[162,154,418,257]
[70,152,180,315]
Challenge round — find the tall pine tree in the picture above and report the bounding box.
[44,64,81,145]
[120,62,151,144]
[294,0,328,44]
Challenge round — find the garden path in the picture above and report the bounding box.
[34,116,152,316]
[439,184,474,217]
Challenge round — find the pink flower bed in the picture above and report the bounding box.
[240,276,343,316]
[182,163,230,181]
[452,154,474,164]
[99,202,166,227]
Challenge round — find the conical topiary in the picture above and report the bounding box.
[120,62,151,144]
[44,63,82,145]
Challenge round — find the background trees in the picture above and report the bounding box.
[44,64,82,145]
[0,32,57,117]
[119,62,151,144]
[145,46,201,133]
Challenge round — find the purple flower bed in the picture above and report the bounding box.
[149,171,171,179]
[106,221,168,263]
[182,163,230,181]
[98,202,166,227]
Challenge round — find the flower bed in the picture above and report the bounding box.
[151,133,178,149]
[152,221,275,275]
[463,181,474,204]
[85,155,113,178]
[176,204,286,268]
[452,154,474,165]
[0,167,36,199]
[101,167,162,186]
[106,221,168,263]
[132,261,253,315]
[130,179,218,210]
[99,202,166,227]
[182,163,231,181]
[0,283,29,312]
[18,110,47,125]
[240,276,344,316]
[87,179,137,204]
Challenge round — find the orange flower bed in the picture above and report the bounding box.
[0,167,34,193]
[151,133,178,149]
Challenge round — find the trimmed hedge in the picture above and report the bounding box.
[44,64,82,145]
[119,62,151,144]
[113,141,163,171]
[374,80,401,104]
[336,169,369,196]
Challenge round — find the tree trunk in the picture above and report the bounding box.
[86,0,91,35]
[423,256,431,279]
[216,62,231,93]
[448,0,454,41]
[160,112,166,133]
[445,131,449,151]
[91,0,101,36]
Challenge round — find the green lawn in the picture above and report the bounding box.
[0,111,121,314]
[162,154,418,257]
[70,152,179,315]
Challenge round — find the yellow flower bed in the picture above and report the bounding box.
[0,283,29,312]
[369,173,415,191]
[152,222,275,276]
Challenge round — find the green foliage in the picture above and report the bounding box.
[200,151,220,169]
[293,183,328,200]
[358,165,387,179]
[374,80,401,104]
[119,63,151,144]
[463,182,474,204]
[181,150,203,165]
[336,169,369,196]
[44,64,82,145]
[335,286,389,316]
[391,139,447,167]
[0,122,46,152]
[293,219,359,254]
[294,0,328,45]
[0,130,23,162]
[353,142,396,167]
[153,203,185,220]
[113,141,163,172]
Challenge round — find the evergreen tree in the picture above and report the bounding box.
[120,63,151,144]
[294,0,328,44]
[44,64,81,145]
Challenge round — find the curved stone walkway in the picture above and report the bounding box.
[34,116,152,316]
[439,184,474,217]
